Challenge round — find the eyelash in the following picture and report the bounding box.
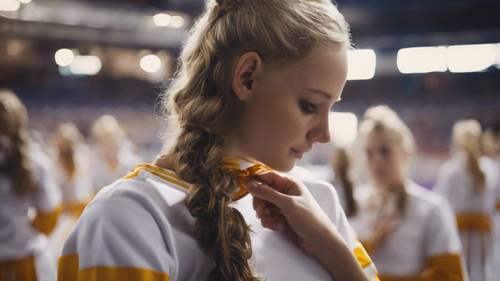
[299,100,318,114]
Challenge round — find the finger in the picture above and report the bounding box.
[251,172,294,194]
[247,180,290,208]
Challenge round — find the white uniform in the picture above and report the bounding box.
[59,159,378,281]
[434,153,497,281]
[90,141,141,193]
[0,144,62,281]
[350,181,467,281]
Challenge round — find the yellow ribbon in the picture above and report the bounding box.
[220,157,273,200]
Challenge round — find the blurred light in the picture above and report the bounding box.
[140,54,162,73]
[397,46,447,74]
[69,55,102,75]
[54,49,75,67]
[17,0,32,4]
[6,40,23,56]
[0,0,21,11]
[347,49,376,80]
[170,15,185,28]
[329,112,358,146]
[447,44,497,73]
[153,13,171,27]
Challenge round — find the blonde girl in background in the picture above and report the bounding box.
[434,120,497,281]
[0,89,61,281]
[350,105,466,281]
[90,115,141,192]
[58,0,378,280]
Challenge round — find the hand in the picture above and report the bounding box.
[368,215,399,252]
[247,172,338,254]
[247,172,370,281]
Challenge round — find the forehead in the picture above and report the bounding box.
[365,129,401,148]
[265,43,348,97]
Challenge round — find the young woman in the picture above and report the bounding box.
[58,1,377,280]
[434,120,497,281]
[349,105,467,281]
[0,89,61,281]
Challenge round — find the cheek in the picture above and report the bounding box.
[248,97,306,145]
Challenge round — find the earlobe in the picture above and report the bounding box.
[231,52,261,101]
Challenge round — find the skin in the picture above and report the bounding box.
[223,43,347,171]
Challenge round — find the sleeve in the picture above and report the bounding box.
[421,199,468,281]
[308,179,379,281]
[58,195,176,281]
[31,149,62,235]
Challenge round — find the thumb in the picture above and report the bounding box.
[247,180,290,208]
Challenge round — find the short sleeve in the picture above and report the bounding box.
[58,195,176,281]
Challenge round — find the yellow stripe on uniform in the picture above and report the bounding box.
[125,159,273,201]
[0,256,37,281]
[353,241,373,269]
[455,213,491,232]
[58,254,169,281]
[31,206,62,235]
[379,253,464,281]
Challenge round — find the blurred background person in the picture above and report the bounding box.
[434,120,497,281]
[45,122,93,266]
[0,89,61,281]
[349,105,466,281]
[329,145,358,217]
[90,115,141,192]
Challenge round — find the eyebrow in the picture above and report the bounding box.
[307,88,342,102]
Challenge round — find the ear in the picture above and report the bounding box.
[231,52,262,101]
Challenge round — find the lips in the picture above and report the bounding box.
[290,147,307,159]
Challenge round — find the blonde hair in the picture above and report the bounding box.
[91,115,126,145]
[0,89,37,197]
[452,119,485,192]
[359,105,415,215]
[159,0,350,280]
[332,146,357,217]
[54,123,84,180]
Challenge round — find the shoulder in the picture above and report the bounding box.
[287,165,341,211]
[408,182,447,209]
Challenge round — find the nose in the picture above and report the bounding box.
[308,112,331,143]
